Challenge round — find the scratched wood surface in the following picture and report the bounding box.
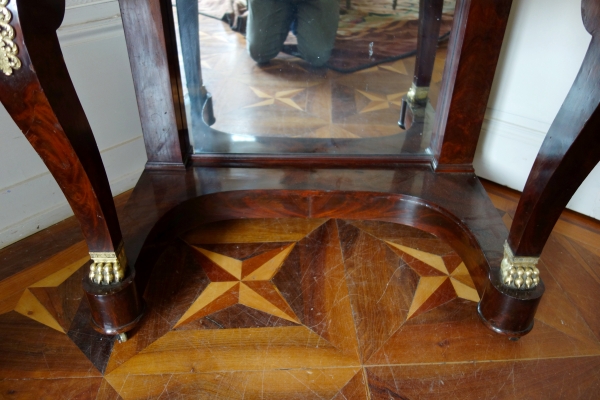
[0,182,599,399]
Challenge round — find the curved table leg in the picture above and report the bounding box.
[479,3,600,336]
[0,0,143,336]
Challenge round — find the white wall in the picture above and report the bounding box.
[0,0,598,250]
[0,0,147,248]
[475,0,600,219]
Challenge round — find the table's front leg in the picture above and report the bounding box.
[0,0,143,341]
[479,0,600,338]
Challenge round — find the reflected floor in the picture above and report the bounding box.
[193,15,446,153]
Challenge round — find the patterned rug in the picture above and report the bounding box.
[197,0,455,72]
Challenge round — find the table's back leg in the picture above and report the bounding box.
[408,0,444,105]
[0,0,143,339]
[478,0,600,337]
[398,0,444,131]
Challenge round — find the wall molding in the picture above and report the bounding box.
[58,15,123,47]
[0,137,145,248]
[59,1,123,47]
[474,108,600,220]
[475,108,547,191]
[66,0,115,9]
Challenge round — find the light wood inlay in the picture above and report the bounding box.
[387,242,448,274]
[194,247,242,279]
[14,289,65,333]
[407,276,448,319]
[238,282,300,323]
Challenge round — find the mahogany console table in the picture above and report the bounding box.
[1,0,598,343]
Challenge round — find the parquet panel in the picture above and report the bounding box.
[0,377,103,400]
[365,357,600,399]
[1,182,600,397]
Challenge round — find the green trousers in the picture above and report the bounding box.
[246,0,339,67]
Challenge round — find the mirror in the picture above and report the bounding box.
[173,0,456,156]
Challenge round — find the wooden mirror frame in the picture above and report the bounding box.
[118,0,513,171]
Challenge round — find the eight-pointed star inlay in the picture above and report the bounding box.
[174,244,300,327]
[386,242,480,320]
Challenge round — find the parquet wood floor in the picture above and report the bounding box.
[1,181,599,398]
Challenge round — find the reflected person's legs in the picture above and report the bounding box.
[295,0,339,67]
[247,0,295,63]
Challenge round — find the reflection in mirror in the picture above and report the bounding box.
[173,0,456,156]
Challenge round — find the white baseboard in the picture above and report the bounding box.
[475,108,600,220]
[474,108,546,191]
[0,136,145,248]
[59,1,123,47]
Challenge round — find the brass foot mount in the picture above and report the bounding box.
[500,241,540,290]
[89,242,128,285]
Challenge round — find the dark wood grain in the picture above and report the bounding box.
[366,357,600,399]
[118,0,189,168]
[508,1,600,257]
[430,0,513,170]
[413,0,444,91]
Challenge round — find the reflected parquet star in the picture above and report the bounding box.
[386,241,480,320]
[355,89,406,113]
[174,243,300,327]
[245,87,306,110]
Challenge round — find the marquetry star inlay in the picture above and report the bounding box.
[386,242,480,320]
[245,87,306,111]
[356,90,406,113]
[174,244,300,327]
[14,258,89,333]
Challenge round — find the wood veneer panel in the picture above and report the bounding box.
[539,234,600,340]
[337,220,417,362]
[181,218,327,244]
[0,311,101,379]
[0,377,103,400]
[107,326,359,376]
[106,367,360,399]
[289,220,360,359]
[68,298,117,375]
[366,357,600,399]
[332,369,370,400]
[95,379,124,400]
[366,299,600,366]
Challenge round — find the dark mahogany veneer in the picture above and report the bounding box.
[1,0,597,340]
